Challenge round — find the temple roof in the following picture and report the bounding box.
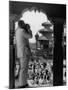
[38,36,48,40]
[39,28,53,33]
[42,22,52,27]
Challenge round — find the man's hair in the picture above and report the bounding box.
[25,24,30,33]
[18,20,25,28]
[25,24,30,29]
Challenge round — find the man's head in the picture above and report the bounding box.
[24,24,31,33]
[25,24,30,29]
[18,20,25,28]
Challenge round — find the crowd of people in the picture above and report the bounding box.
[28,58,53,87]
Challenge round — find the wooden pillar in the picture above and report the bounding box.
[53,18,64,86]
[9,20,15,89]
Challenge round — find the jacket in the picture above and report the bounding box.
[15,27,32,58]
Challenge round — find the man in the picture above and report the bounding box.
[15,20,32,88]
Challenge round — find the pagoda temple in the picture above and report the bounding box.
[35,21,54,58]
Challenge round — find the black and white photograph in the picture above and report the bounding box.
[9,0,66,89]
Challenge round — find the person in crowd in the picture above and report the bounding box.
[15,20,32,88]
